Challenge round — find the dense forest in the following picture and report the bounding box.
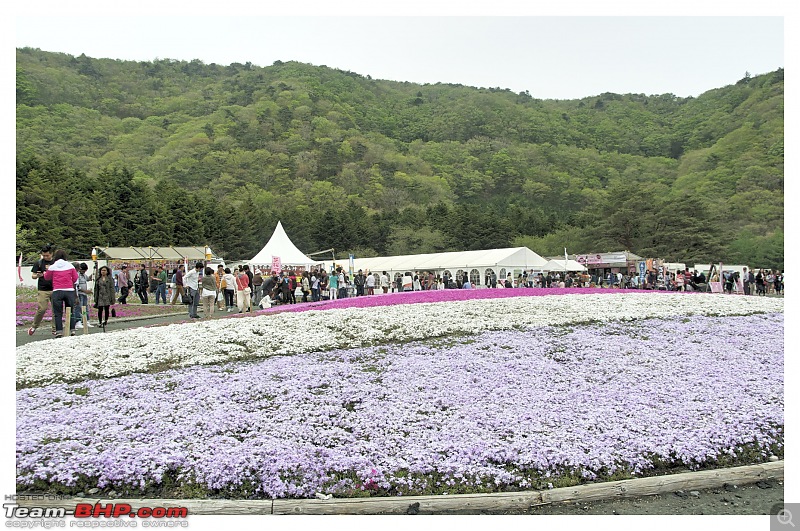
[16,48,784,268]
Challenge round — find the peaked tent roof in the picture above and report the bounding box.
[542,259,587,272]
[249,221,315,266]
[333,247,547,275]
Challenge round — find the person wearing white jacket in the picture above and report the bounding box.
[223,268,236,312]
[183,262,203,319]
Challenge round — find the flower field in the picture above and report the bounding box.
[16,290,784,499]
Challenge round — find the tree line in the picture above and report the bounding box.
[16,49,784,269]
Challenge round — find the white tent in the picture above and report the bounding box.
[98,246,219,262]
[323,247,547,286]
[542,259,587,272]
[249,221,316,269]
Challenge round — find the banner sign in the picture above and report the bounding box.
[108,259,181,271]
[576,254,603,265]
[638,261,646,281]
[272,256,282,274]
[576,253,629,265]
[603,253,630,264]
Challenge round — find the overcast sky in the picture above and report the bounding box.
[14,13,784,100]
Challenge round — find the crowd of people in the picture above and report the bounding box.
[132,263,787,312]
[25,243,785,337]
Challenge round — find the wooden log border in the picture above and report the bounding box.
[16,461,783,515]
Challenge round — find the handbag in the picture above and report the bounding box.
[243,287,252,294]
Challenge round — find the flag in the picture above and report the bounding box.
[17,253,23,283]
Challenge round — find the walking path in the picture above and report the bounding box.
[15,303,250,347]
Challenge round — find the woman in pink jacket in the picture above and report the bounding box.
[43,249,79,337]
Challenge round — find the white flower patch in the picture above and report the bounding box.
[16,293,783,388]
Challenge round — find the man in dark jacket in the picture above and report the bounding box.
[137,264,149,304]
[354,270,366,296]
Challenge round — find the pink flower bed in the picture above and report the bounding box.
[253,287,676,317]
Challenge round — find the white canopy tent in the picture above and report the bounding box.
[98,246,219,262]
[321,247,548,287]
[542,259,587,272]
[249,221,317,270]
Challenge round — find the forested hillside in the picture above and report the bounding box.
[15,48,784,268]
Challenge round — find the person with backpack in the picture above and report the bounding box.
[28,244,57,336]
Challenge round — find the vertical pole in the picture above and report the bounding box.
[64,306,71,337]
